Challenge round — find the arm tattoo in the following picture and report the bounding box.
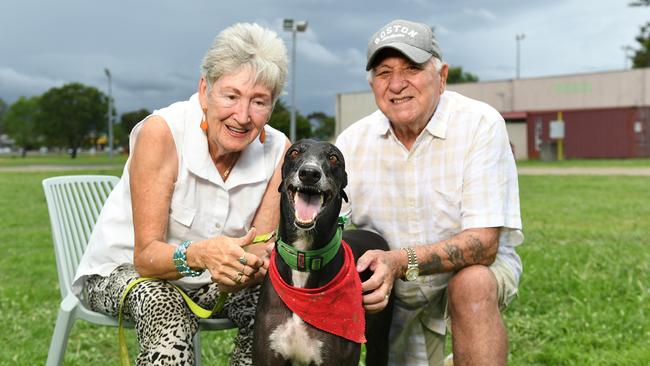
[444,242,465,269]
[420,253,443,273]
[467,235,486,263]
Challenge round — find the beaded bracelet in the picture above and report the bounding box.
[173,241,205,277]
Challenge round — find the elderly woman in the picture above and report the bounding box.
[72,23,289,365]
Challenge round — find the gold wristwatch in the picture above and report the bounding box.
[401,247,419,281]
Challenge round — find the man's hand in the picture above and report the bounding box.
[356,249,404,313]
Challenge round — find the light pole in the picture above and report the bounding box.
[104,68,114,160]
[283,18,308,142]
[622,45,634,69]
[515,33,525,79]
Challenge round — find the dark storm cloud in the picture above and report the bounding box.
[1,0,648,116]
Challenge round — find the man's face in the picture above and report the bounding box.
[370,50,448,132]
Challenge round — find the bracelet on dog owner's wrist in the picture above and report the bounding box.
[173,241,205,277]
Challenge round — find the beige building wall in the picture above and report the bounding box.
[336,68,650,159]
[505,123,528,160]
[335,92,377,136]
[446,68,649,112]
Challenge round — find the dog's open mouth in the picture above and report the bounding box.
[288,184,332,229]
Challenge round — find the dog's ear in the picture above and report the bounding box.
[339,170,348,202]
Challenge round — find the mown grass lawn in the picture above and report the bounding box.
[0,169,648,365]
[516,157,650,168]
[0,152,127,167]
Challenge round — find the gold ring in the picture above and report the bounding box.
[235,272,244,284]
[238,254,248,266]
[385,293,390,300]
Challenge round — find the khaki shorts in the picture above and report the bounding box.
[389,256,519,366]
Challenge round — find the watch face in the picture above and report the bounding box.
[406,267,419,281]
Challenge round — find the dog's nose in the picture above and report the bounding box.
[299,166,322,185]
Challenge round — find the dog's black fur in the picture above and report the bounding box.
[253,139,392,365]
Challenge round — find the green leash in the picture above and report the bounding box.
[118,232,273,365]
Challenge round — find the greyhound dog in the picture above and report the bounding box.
[252,139,392,366]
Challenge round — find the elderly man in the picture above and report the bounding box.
[336,19,523,366]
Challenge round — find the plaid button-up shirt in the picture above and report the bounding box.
[336,90,523,334]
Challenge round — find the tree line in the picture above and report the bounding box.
[0,83,335,158]
[630,0,650,67]
[0,62,489,159]
[19,44,650,157]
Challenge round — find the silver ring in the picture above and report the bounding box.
[238,254,248,266]
[235,272,244,284]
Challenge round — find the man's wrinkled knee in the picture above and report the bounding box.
[447,265,499,317]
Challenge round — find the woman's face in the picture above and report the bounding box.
[199,66,273,155]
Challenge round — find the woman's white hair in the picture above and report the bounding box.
[201,23,288,103]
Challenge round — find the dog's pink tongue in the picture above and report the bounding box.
[295,192,322,223]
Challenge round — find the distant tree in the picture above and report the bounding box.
[116,108,150,151]
[0,98,7,134]
[268,99,311,141]
[38,82,109,158]
[630,0,650,67]
[632,24,650,68]
[447,66,479,84]
[3,96,42,156]
[308,111,335,141]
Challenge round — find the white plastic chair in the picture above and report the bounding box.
[43,175,235,366]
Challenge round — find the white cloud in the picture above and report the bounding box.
[2,0,649,116]
[462,7,497,21]
[0,67,66,102]
[295,29,361,67]
[298,38,342,66]
[434,24,453,36]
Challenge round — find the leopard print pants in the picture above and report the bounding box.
[85,264,259,366]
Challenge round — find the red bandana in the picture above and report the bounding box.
[269,240,366,343]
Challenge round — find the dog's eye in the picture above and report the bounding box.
[329,155,338,165]
[289,150,299,159]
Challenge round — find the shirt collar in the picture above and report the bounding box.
[372,91,450,140]
[424,91,450,139]
[183,93,266,188]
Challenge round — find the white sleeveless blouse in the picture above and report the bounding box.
[73,93,286,293]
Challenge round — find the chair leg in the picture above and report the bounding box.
[193,330,202,366]
[46,306,76,366]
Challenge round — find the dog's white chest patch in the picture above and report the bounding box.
[269,313,324,365]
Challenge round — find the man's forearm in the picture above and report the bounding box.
[417,228,500,275]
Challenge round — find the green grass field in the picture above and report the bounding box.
[1,152,647,169]
[0,152,127,167]
[0,167,648,365]
[516,157,650,168]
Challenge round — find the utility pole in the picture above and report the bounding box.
[283,18,308,142]
[104,68,114,160]
[516,33,525,79]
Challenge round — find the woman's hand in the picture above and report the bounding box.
[243,232,275,272]
[188,229,265,293]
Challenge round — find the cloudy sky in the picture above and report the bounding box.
[1,0,648,118]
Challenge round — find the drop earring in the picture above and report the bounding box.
[259,128,266,144]
[200,108,208,132]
